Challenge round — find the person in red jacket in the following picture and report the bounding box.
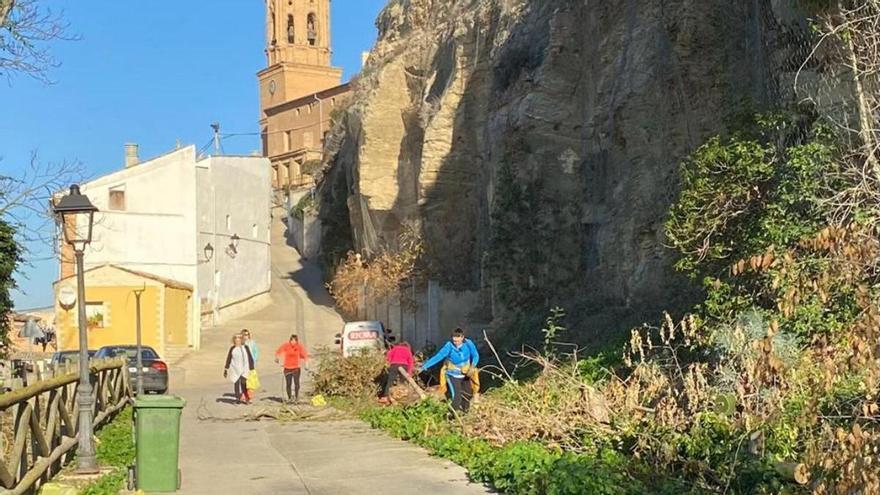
[274,334,308,403]
[379,341,414,404]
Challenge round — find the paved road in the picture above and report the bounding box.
[170,210,492,495]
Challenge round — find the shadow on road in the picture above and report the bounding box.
[286,265,337,308]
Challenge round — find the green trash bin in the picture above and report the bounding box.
[133,395,186,492]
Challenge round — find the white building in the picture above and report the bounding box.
[64,144,272,350]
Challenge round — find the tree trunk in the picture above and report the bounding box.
[840,1,880,178]
[0,0,13,27]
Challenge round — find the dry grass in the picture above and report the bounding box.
[465,356,609,452]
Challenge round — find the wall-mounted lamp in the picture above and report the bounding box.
[229,234,240,253]
[204,242,214,262]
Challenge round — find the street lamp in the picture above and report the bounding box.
[52,184,99,474]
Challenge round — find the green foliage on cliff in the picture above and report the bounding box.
[667,112,835,280]
[664,113,868,338]
[487,160,549,310]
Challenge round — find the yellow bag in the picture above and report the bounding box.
[246,369,261,390]
[438,363,480,395]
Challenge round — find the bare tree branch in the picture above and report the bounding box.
[0,0,77,83]
[0,152,85,261]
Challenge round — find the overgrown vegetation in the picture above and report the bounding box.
[333,107,879,494]
[361,400,671,495]
[326,225,424,315]
[79,407,134,495]
[291,193,315,220]
[315,3,880,493]
[301,159,322,177]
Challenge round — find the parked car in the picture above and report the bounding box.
[334,321,396,357]
[94,345,168,394]
[50,350,96,366]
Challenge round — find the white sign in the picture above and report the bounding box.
[58,286,76,308]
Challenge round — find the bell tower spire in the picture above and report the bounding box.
[258,0,342,118]
[265,0,333,67]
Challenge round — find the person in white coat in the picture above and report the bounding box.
[223,334,255,404]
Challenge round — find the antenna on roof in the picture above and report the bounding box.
[210,122,222,155]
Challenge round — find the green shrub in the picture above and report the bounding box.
[79,407,134,495]
[362,401,654,495]
[291,194,316,220]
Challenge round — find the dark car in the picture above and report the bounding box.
[50,350,96,366]
[94,345,168,394]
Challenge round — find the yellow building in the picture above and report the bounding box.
[257,0,352,190]
[53,265,192,358]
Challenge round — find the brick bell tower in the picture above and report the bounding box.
[257,0,343,120]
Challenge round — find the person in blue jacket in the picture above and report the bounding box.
[419,327,479,413]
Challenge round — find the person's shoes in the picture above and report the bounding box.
[378,397,390,404]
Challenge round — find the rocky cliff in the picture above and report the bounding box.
[319,0,813,337]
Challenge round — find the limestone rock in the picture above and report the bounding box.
[319,0,814,336]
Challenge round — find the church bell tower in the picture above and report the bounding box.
[257,0,343,120]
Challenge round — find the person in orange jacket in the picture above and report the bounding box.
[275,334,308,403]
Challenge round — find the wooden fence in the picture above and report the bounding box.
[0,359,130,495]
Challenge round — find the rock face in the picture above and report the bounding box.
[319,0,811,335]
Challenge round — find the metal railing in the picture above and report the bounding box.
[0,358,131,495]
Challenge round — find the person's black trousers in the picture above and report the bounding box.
[383,364,406,397]
[284,368,302,401]
[234,376,247,401]
[447,375,473,413]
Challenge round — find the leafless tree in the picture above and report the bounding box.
[0,0,76,83]
[0,153,85,261]
[798,0,880,222]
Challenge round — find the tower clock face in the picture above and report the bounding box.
[268,79,277,95]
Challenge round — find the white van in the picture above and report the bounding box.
[334,321,394,357]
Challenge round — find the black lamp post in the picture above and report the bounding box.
[52,184,99,474]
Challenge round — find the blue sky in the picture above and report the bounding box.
[2,0,387,310]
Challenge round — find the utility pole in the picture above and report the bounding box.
[133,284,146,396]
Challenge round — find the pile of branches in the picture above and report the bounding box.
[465,356,609,452]
[311,347,386,399]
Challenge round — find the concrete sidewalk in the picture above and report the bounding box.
[169,211,492,495]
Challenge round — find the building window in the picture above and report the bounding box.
[287,14,295,43]
[307,13,317,46]
[226,214,231,231]
[86,302,106,329]
[109,186,125,211]
[284,130,291,151]
[252,223,258,238]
